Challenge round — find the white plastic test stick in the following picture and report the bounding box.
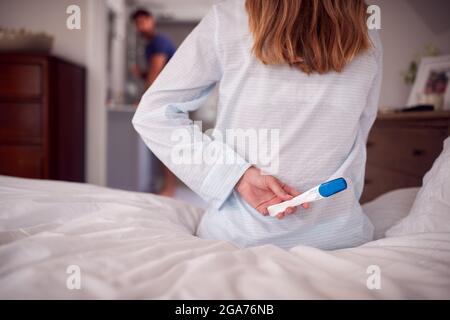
[268,178,348,217]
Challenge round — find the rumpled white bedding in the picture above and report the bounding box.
[0,175,449,299]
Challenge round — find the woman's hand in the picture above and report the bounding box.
[235,167,309,220]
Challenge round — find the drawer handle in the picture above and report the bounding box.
[367,141,375,148]
[412,149,426,157]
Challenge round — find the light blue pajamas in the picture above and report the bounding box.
[133,0,382,250]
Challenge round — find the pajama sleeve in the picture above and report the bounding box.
[132,6,251,209]
[348,30,383,199]
[360,30,383,142]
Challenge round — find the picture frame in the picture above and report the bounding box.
[407,55,450,111]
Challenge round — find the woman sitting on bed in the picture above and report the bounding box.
[133,0,382,250]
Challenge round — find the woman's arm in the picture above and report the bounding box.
[133,6,302,215]
[361,30,383,142]
[132,6,251,209]
[349,30,383,199]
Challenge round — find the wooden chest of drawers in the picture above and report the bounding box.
[0,54,85,181]
[361,111,450,203]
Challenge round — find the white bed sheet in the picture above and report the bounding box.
[0,176,449,299]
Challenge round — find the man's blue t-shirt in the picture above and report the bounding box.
[145,33,176,65]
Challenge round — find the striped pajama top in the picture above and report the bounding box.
[133,0,382,250]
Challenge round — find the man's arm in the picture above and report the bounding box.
[146,53,168,88]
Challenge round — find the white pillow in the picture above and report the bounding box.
[363,188,419,240]
[386,136,450,237]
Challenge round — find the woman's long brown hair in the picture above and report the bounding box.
[245,0,371,74]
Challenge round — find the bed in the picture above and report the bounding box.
[0,138,449,299]
[0,177,448,299]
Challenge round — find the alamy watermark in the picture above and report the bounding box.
[367,5,382,30]
[66,264,82,290]
[171,121,280,175]
[65,4,381,31]
[366,265,381,290]
[66,5,81,30]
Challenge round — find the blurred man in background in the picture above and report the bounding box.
[131,9,177,197]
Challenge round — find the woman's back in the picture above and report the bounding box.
[133,0,382,250]
[216,0,381,190]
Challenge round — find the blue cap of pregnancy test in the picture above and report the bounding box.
[318,178,348,198]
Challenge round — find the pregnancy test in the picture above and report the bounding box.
[267,178,348,217]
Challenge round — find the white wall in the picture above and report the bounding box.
[372,0,450,108]
[136,0,218,21]
[85,0,108,186]
[0,0,88,65]
[0,0,108,186]
[107,0,127,103]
